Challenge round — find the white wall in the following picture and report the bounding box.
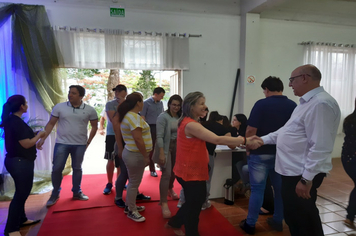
[259,19,356,105]
[241,18,356,116]
[43,4,240,117]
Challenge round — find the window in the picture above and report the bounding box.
[303,43,356,131]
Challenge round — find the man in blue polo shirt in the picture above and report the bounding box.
[141,87,165,177]
[240,76,296,235]
[37,85,98,207]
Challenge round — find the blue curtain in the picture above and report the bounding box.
[0,3,63,113]
[0,3,59,195]
[0,15,15,171]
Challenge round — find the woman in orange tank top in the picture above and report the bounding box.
[166,92,263,236]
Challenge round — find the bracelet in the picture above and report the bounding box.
[243,136,246,145]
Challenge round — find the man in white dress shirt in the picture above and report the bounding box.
[260,64,341,236]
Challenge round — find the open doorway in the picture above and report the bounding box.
[59,68,182,175]
[61,69,182,109]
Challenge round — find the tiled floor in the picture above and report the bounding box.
[0,157,355,236]
[211,158,356,236]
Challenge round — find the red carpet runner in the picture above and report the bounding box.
[39,201,242,236]
[51,171,181,212]
[38,172,243,236]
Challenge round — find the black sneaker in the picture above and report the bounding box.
[73,192,89,201]
[46,195,60,207]
[124,205,145,214]
[115,198,125,208]
[127,211,145,222]
[103,183,112,195]
[136,193,151,201]
[239,219,255,235]
[266,217,283,232]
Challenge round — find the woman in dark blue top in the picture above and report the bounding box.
[342,98,356,229]
[0,95,46,236]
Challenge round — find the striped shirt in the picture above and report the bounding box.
[121,111,152,152]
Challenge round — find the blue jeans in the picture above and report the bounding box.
[237,161,249,186]
[4,157,34,234]
[115,156,128,199]
[247,154,283,226]
[51,143,86,197]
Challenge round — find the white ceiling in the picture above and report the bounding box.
[3,0,356,27]
[255,0,356,27]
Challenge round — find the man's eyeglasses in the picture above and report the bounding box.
[289,74,310,83]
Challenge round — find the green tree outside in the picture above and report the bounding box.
[120,70,140,91]
[62,69,171,112]
[136,70,157,99]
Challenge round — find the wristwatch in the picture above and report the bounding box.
[300,177,310,185]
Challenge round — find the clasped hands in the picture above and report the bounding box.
[246,135,264,150]
[35,131,47,150]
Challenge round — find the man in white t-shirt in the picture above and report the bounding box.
[37,85,98,207]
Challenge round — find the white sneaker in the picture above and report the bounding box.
[127,211,146,222]
[177,199,184,208]
[124,205,145,214]
[201,200,211,210]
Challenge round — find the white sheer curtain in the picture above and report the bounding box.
[53,28,106,69]
[53,27,190,70]
[303,43,356,132]
[1,16,55,196]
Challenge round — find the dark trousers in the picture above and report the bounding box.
[281,173,326,236]
[4,157,34,234]
[148,124,156,172]
[232,152,245,184]
[262,177,274,213]
[115,156,128,199]
[342,157,356,222]
[169,177,206,236]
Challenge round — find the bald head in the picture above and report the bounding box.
[289,64,321,97]
[295,64,322,81]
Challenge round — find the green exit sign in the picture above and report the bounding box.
[110,7,125,17]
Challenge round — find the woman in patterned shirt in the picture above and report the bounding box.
[117,92,152,223]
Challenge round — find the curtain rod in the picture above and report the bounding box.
[53,26,202,38]
[298,41,354,48]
